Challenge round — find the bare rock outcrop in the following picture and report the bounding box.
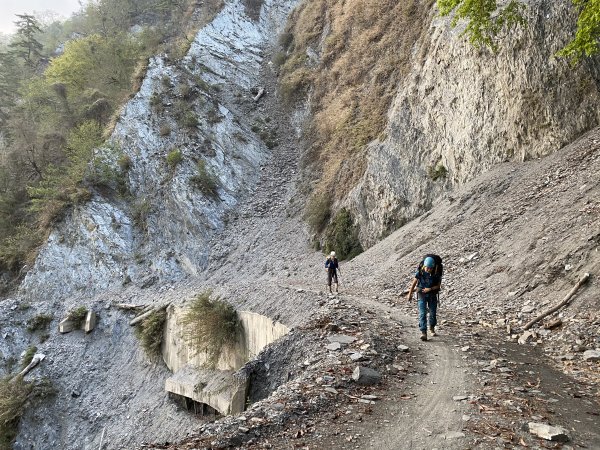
[348,0,600,246]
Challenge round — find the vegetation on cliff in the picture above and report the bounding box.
[438,0,600,63]
[0,0,222,285]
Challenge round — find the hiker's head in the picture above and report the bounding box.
[330,251,336,257]
[423,257,435,270]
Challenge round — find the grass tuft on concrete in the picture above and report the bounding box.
[181,291,240,367]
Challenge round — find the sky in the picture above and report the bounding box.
[0,0,82,34]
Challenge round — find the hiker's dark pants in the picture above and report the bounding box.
[418,294,438,332]
[327,270,338,286]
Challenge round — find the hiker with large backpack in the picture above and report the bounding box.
[406,255,443,341]
[325,251,339,294]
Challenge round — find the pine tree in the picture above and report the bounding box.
[9,14,44,68]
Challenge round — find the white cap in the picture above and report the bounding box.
[330,251,336,257]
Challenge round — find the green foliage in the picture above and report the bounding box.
[159,123,172,136]
[181,292,240,367]
[0,0,204,287]
[89,143,130,194]
[45,33,142,109]
[20,346,37,371]
[67,306,88,328]
[324,208,363,261]
[28,121,103,227]
[0,225,44,273]
[181,111,199,129]
[428,163,448,181]
[556,0,600,63]
[9,14,44,68]
[438,0,600,63]
[132,199,152,232]
[305,192,331,233]
[166,149,183,169]
[26,314,53,332]
[118,154,132,172]
[437,0,527,51]
[134,310,167,360]
[190,160,219,199]
[0,376,33,449]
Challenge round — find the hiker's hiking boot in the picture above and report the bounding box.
[429,327,437,337]
[420,331,427,341]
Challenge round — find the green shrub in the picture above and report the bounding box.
[278,32,293,50]
[427,163,447,181]
[132,199,151,232]
[324,208,363,260]
[118,155,131,172]
[190,160,219,199]
[272,51,287,68]
[67,306,88,328]
[166,149,183,169]
[182,112,198,129]
[0,376,32,449]
[305,192,331,233]
[159,123,172,136]
[134,310,167,360]
[206,106,222,124]
[279,66,313,105]
[28,121,104,227]
[88,153,122,190]
[0,225,44,273]
[181,292,240,367]
[20,346,37,371]
[26,314,53,332]
[150,92,163,109]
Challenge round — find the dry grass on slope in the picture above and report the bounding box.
[281,0,435,205]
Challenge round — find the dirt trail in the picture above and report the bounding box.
[337,292,472,449]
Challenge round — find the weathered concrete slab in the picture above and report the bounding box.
[59,319,76,334]
[84,311,97,333]
[165,365,247,415]
[163,307,290,373]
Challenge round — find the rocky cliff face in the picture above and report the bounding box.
[19,0,296,303]
[347,0,600,246]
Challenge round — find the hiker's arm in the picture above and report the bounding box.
[406,278,418,301]
[422,283,441,294]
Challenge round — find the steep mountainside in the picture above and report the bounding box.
[346,0,600,245]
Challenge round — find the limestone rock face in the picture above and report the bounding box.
[18,0,297,302]
[348,0,600,246]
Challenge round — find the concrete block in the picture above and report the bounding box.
[84,311,96,333]
[59,319,76,334]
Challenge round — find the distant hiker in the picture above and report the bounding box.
[325,251,339,294]
[406,255,443,341]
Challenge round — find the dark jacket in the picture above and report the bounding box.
[325,257,339,272]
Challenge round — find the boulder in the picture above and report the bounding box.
[583,350,600,362]
[352,366,381,385]
[528,423,569,442]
